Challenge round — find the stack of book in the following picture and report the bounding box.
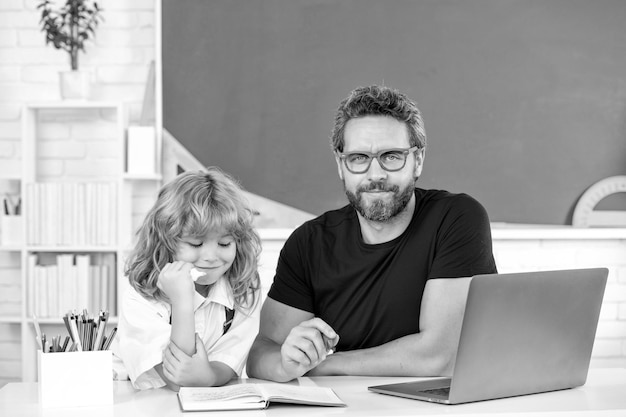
[27,253,116,317]
[25,182,117,247]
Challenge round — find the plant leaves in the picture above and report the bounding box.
[36,0,103,68]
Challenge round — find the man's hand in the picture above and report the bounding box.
[279,318,339,380]
[246,299,339,382]
[161,334,210,386]
[157,261,195,305]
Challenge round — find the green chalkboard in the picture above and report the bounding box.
[163,0,626,225]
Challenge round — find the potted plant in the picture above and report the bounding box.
[37,0,103,99]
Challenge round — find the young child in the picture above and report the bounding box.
[114,167,262,390]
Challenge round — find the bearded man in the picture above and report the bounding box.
[247,85,497,381]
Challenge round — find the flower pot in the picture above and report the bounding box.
[59,70,92,100]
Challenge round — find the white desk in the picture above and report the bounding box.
[1,368,625,417]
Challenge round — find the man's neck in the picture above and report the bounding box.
[357,196,416,245]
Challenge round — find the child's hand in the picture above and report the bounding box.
[157,261,195,304]
[161,334,211,386]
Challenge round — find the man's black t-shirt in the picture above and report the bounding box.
[267,188,497,352]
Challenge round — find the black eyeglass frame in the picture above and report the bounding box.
[337,146,420,174]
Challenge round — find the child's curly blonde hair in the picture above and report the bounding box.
[125,167,261,311]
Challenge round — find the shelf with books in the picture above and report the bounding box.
[26,252,117,320]
[24,181,118,247]
[15,102,125,381]
[5,101,162,383]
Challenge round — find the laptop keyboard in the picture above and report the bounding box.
[421,387,450,397]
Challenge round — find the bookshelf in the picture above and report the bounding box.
[0,102,162,382]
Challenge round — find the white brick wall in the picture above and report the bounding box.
[0,251,20,316]
[0,0,155,140]
[489,235,626,368]
[0,0,156,386]
[492,235,626,367]
[0,324,21,385]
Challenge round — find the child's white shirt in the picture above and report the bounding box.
[113,277,260,390]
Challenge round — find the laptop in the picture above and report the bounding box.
[368,268,608,405]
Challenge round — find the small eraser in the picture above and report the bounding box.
[189,268,205,282]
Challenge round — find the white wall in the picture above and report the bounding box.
[0,0,156,386]
[0,0,155,174]
[492,234,626,368]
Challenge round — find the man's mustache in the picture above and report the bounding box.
[358,181,399,193]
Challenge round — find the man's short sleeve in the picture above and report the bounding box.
[428,193,497,279]
[267,225,315,312]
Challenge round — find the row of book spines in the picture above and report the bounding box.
[27,254,117,318]
[24,182,117,247]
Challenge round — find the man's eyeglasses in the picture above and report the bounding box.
[337,146,419,174]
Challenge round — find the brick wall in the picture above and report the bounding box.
[0,0,155,164]
[492,234,626,368]
[0,0,155,387]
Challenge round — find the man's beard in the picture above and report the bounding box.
[345,180,415,222]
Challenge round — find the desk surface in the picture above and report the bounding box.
[1,368,626,417]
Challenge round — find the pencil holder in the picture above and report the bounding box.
[38,350,113,408]
[0,215,23,246]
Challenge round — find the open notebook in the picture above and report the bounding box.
[178,383,345,411]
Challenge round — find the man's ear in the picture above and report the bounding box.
[334,153,344,181]
[414,147,425,178]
